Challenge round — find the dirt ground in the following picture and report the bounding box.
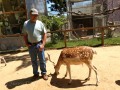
[0,46,120,90]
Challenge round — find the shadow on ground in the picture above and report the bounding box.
[49,74,97,88]
[1,51,32,71]
[5,76,42,89]
[4,54,30,63]
[115,80,120,86]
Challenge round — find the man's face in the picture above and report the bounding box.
[30,14,38,22]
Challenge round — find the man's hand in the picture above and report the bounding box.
[23,34,31,47]
[26,43,31,47]
[39,44,44,51]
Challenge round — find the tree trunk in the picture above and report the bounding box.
[44,0,48,16]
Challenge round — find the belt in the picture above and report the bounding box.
[28,40,42,45]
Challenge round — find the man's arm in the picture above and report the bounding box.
[23,34,30,47]
[39,33,47,51]
[42,33,47,46]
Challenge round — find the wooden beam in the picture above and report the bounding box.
[0,34,24,38]
[0,10,26,15]
[70,0,90,2]
[47,25,120,33]
[68,6,120,16]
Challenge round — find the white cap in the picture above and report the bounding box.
[30,8,38,15]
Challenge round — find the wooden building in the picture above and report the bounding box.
[0,0,46,51]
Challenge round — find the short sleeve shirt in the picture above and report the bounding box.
[23,20,47,43]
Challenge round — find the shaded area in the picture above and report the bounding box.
[4,54,30,62]
[115,80,120,86]
[49,74,96,88]
[0,49,27,55]
[1,51,32,71]
[92,44,103,47]
[5,76,42,89]
[15,55,31,71]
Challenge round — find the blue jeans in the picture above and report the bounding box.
[28,45,47,76]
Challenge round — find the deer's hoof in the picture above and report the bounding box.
[96,83,98,86]
[53,72,59,76]
[96,81,100,86]
[85,78,90,81]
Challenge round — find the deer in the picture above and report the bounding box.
[47,46,99,86]
[0,56,7,66]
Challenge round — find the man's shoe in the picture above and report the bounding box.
[31,74,39,80]
[42,74,48,80]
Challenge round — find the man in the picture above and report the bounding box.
[22,8,48,80]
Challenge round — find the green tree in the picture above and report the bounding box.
[39,15,67,43]
[47,0,67,15]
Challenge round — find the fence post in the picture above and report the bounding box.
[101,28,104,46]
[64,31,67,48]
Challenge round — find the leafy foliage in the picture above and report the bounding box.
[39,15,66,30]
[38,15,67,43]
[47,0,67,14]
[38,15,52,30]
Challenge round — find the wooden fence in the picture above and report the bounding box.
[0,25,120,49]
[47,25,120,47]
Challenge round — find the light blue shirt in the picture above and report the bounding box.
[23,20,47,43]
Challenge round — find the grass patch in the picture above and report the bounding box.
[45,37,120,49]
[1,37,120,53]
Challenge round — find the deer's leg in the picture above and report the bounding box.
[84,62,92,81]
[0,58,1,65]
[85,67,91,81]
[87,63,99,86]
[64,66,68,78]
[2,57,7,66]
[66,64,72,85]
